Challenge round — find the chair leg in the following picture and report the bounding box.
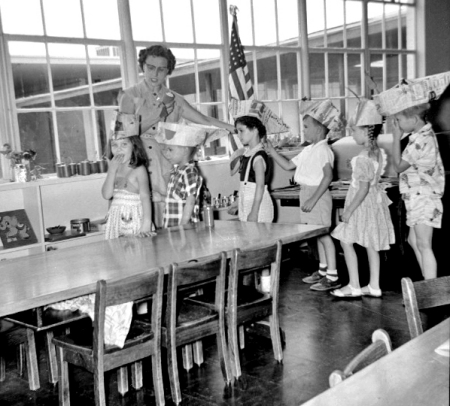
[45,330,59,384]
[131,361,143,390]
[182,344,193,371]
[0,356,5,381]
[94,367,106,406]
[25,328,40,391]
[117,366,129,395]
[57,347,70,406]
[151,352,165,406]
[193,340,203,367]
[18,344,24,376]
[216,329,232,385]
[167,341,182,405]
[227,321,241,379]
[269,314,283,362]
[238,325,245,350]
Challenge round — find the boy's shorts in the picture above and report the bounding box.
[403,194,443,228]
[299,185,332,227]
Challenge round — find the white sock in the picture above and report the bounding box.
[326,269,338,281]
[318,263,327,275]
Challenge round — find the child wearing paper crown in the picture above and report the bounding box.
[331,100,395,298]
[265,100,343,292]
[102,112,155,239]
[155,123,205,228]
[234,115,274,222]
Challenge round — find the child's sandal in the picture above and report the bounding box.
[361,285,382,298]
[330,284,362,298]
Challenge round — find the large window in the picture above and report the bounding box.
[0,0,417,179]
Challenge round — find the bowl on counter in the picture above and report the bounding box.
[46,226,66,235]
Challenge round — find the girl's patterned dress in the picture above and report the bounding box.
[332,149,395,251]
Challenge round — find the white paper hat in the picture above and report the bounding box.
[155,122,208,147]
[110,112,140,139]
[352,99,383,126]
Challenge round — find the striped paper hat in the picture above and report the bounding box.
[156,122,208,147]
[352,100,383,126]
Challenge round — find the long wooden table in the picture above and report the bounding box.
[0,221,328,318]
[301,318,450,406]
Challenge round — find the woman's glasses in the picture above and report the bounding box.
[145,63,168,75]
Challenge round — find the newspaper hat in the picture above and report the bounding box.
[300,99,345,140]
[374,71,450,116]
[110,112,140,139]
[351,99,384,126]
[155,122,208,147]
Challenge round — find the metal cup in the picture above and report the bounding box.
[68,163,78,176]
[98,159,108,173]
[89,161,99,174]
[79,161,91,176]
[56,163,70,178]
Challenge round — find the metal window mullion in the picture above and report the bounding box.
[250,0,256,46]
[361,0,370,97]
[218,0,229,122]
[323,0,328,48]
[343,0,347,48]
[190,0,200,107]
[398,5,403,80]
[117,0,138,87]
[253,50,259,99]
[324,52,329,98]
[299,0,310,99]
[159,0,166,43]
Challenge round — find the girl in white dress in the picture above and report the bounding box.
[331,101,395,298]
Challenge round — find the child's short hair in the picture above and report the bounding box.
[235,115,267,138]
[106,136,149,169]
[398,102,430,121]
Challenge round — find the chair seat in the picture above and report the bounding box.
[0,321,27,347]
[186,285,266,307]
[5,308,88,332]
[53,319,154,354]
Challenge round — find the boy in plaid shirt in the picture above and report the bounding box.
[155,123,206,228]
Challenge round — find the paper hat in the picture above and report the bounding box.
[155,122,208,147]
[351,99,383,126]
[110,112,140,139]
[374,71,450,116]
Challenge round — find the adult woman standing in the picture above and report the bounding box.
[120,45,234,227]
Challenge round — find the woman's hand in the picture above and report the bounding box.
[247,210,258,222]
[301,198,317,213]
[341,210,352,223]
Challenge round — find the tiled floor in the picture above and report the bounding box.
[0,246,420,406]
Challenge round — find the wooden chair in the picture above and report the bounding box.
[0,319,40,390]
[401,276,450,339]
[329,329,392,387]
[4,307,89,384]
[162,252,232,405]
[227,240,283,379]
[52,268,165,406]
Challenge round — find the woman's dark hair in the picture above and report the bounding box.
[138,45,176,74]
[234,115,267,138]
[106,136,149,169]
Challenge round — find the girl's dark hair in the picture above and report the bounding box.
[138,45,176,74]
[106,136,149,169]
[234,115,267,138]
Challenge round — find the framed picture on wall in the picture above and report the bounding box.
[0,209,38,249]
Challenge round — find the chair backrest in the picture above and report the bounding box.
[93,267,164,356]
[329,329,392,388]
[401,276,450,339]
[228,240,282,308]
[166,252,227,330]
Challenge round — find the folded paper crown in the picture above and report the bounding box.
[110,112,140,139]
[374,71,450,116]
[155,122,208,147]
[300,99,346,140]
[352,99,383,126]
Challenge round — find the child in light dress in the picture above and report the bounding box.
[233,115,274,222]
[331,100,395,298]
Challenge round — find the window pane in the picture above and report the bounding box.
[82,0,120,40]
[369,53,383,91]
[88,45,122,107]
[162,0,193,43]
[10,42,51,108]
[368,2,383,49]
[310,53,325,98]
[130,0,163,42]
[402,6,415,50]
[348,53,362,96]
[385,4,400,49]
[227,0,253,46]
[43,0,83,38]
[18,112,56,173]
[346,0,362,48]
[328,53,345,97]
[167,48,195,97]
[280,52,298,99]
[256,55,277,100]
[96,110,114,158]
[281,101,300,136]
[307,0,325,48]
[193,0,220,44]
[278,0,299,46]
[326,0,344,47]
[386,54,400,89]
[0,0,43,35]
[254,0,276,46]
[56,111,96,163]
[197,49,223,103]
[48,44,90,108]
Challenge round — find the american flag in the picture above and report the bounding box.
[228,6,254,170]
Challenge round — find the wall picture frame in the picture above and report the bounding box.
[0,209,38,249]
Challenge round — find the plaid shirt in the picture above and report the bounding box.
[163,161,203,228]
